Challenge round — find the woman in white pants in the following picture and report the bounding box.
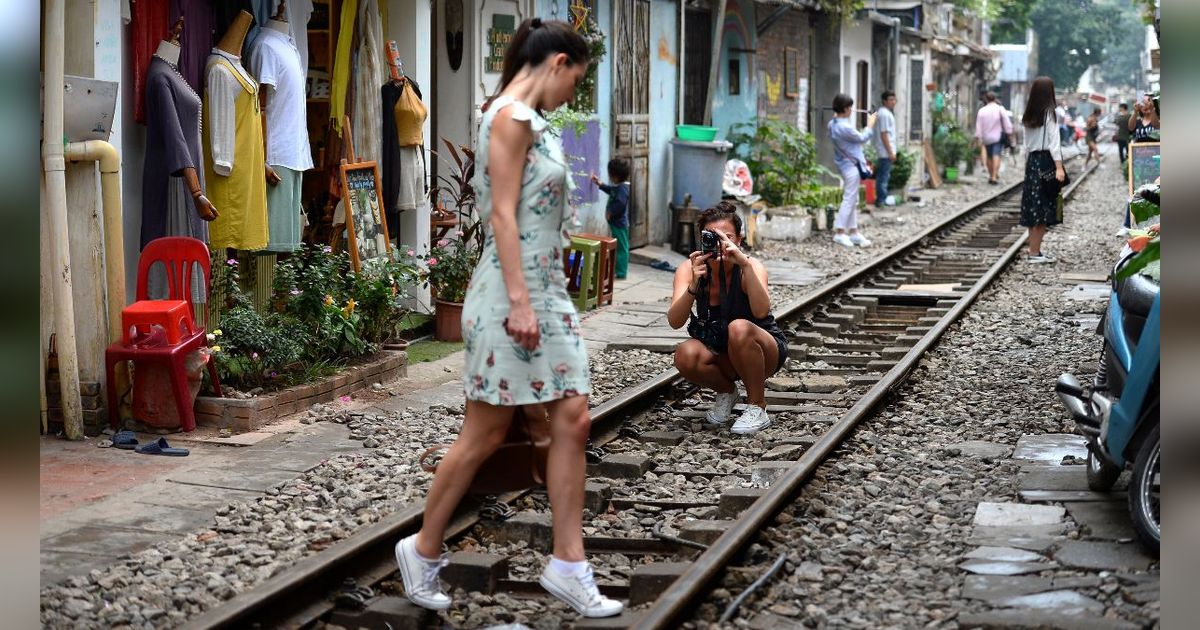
[827,93,877,247]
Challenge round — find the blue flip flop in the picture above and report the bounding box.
[112,430,138,450]
[134,437,189,457]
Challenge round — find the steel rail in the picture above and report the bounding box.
[181,168,1080,629]
[633,162,1098,629]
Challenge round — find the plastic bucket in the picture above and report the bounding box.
[671,139,733,209]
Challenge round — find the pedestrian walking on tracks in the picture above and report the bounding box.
[394,18,623,619]
[1114,103,1132,165]
[1020,76,1066,264]
[872,90,898,208]
[828,93,877,248]
[975,91,1013,185]
[667,203,790,436]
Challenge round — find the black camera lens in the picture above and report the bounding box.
[700,229,720,254]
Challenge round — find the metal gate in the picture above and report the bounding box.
[612,0,650,248]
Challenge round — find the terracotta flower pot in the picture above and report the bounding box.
[434,299,464,342]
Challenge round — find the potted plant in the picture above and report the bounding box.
[934,127,970,183]
[425,140,482,342]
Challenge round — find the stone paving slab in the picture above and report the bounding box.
[958,609,1139,629]
[1012,434,1088,464]
[964,546,1045,563]
[999,589,1105,613]
[945,441,1011,458]
[1064,502,1137,541]
[959,559,1058,576]
[973,502,1065,527]
[42,525,178,558]
[966,527,1064,553]
[1018,466,1091,492]
[1062,283,1112,301]
[1019,489,1126,503]
[962,575,1103,604]
[40,550,121,587]
[1052,540,1155,571]
[166,466,306,492]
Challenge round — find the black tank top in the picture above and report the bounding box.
[695,263,786,344]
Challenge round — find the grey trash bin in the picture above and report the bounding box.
[671,139,733,210]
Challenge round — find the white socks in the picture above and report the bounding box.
[550,556,589,577]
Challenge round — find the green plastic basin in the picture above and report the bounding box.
[676,125,719,142]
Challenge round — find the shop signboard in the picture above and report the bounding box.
[339,161,392,271]
[1128,142,1160,194]
[486,14,516,73]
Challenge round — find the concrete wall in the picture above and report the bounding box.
[840,17,871,103]
[435,0,480,159]
[810,11,843,179]
[756,9,812,130]
[648,0,680,246]
[709,0,756,138]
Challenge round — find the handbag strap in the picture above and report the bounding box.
[830,120,867,171]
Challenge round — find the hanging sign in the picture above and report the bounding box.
[486,14,516,73]
[1128,142,1160,195]
[339,161,392,271]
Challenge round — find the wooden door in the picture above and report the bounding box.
[612,0,650,248]
[856,60,869,127]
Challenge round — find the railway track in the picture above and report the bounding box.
[182,162,1095,630]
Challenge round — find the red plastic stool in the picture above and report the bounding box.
[121,299,195,345]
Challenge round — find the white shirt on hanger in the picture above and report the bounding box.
[206,48,258,176]
[248,28,314,171]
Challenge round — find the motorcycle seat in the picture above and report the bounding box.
[1116,270,1159,319]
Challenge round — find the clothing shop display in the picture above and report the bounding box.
[461,96,589,406]
[203,48,268,250]
[142,54,209,249]
[168,0,217,92]
[381,78,427,240]
[265,166,305,251]
[130,0,171,124]
[330,0,359,132]
[245,0,313,75]
[214,0,257,56]
[352,0,386,161]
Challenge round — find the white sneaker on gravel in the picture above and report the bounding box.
[832,233,854,248]
[1027,253,1057,264]
[539,563,624,618]
[731,406,771,435]
[706,391,738,425]
[395,535,451,610]
[849,233,872,247]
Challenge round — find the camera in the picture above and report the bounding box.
[699,229,721,255]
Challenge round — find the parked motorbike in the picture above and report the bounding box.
[1055,247,1160,555]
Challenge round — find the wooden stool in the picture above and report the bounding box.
[563,236,601,312]
[670,203,702,255]
[430,204,458,242]
[576,232,617,307]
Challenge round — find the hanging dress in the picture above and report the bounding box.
[203,51,269,251]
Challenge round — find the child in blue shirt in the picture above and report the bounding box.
[591,158,631,279]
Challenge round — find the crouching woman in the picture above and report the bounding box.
[667,203,789,435]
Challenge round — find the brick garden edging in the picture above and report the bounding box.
[194,350,407,432]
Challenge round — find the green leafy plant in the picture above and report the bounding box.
[426,140,483,304]
[569,6,607,113]
[1116,184,1160,280]
[933,127,971,172]
[546,105,595,138]
[727,118,831,207]
[889,149,916,192]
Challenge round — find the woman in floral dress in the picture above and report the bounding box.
[393,18,623,619]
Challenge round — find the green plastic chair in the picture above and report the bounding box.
[565,235,601,312]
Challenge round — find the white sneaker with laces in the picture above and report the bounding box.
[832,233,854,248]
[849,233,872,247]
[540,563,624,618]
[731,405,771,435]
[706,391,738,425]
[1027,253,1057,264]
[395,535,451,610]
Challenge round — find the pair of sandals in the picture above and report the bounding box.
[97,430,189,456]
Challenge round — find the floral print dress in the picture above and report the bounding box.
[460,96,590,406]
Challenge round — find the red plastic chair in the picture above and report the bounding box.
[105,237,222,431]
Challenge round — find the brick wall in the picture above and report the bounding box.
[756,10,813,129]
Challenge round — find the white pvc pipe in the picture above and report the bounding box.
[42,0,84,439]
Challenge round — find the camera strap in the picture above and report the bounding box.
[696,259,733,323]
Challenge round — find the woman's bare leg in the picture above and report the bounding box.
[543,394,591,562]
[1028,224,1047,256]
[414,400,514,558]
[674,339,737,394]
[724,319,781,408]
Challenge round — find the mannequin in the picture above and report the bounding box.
[143,17,218,301]
[380,40,427,244]
[203,10,269,254]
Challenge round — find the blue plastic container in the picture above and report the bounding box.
[671,139,733,209]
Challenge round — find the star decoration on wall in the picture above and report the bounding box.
[570,0,590,31]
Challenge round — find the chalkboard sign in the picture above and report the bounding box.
[1128,142,1160,194]
[339,161,392,271]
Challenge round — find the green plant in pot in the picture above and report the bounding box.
[934,127,970,182]
[426,140,483,342]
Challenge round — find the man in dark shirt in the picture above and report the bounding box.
[591,158,632,279]
[1114,103,1132,165]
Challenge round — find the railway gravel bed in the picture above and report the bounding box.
[679,165,1158,628]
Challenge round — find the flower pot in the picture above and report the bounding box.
[434,299,464,342]
[945,167,959,182]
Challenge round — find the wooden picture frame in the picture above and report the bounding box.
[339,160,392,272]
[1127,141,1160,195]
[784,47,799,98]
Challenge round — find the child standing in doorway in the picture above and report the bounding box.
[591,158,631,279]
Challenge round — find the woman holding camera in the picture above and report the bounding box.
[828,93,877,248]
[667,203,789,436]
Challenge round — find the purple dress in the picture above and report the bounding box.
[141,56,209,250]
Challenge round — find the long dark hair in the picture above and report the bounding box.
[1022,76,1057,129]
[697,201,743,238]
[484,18,589,111]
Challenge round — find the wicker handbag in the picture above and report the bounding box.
[419,405,550,494]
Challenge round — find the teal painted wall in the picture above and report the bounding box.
[710,0,757,139]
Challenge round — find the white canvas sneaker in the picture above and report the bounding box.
[706,391,738,425]
[395,535,451,610]
[539,564,624,618]
[730,406,771,435]
[849,233,872,247]
[832,233,855,248]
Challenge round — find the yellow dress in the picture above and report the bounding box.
[203,56,268,251]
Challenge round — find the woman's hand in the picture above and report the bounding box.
[717,232,751,267]
[688,251,711,292]
[505,301,540,351]
[1055,164,1065,182]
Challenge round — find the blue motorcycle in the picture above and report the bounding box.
[1056,247,1160,555]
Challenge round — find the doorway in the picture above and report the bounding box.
[856,60,869,127]
[612,0,650,248]
[683,9,711,126]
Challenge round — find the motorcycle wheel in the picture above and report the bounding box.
[1086,447,1121,492]
[1128,423,1160,556]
